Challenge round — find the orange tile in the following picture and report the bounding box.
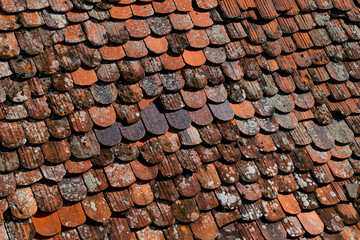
[190,212,219,240]
[305,145,331,164]
[131,3,154,17]
[123,40,149,58]
[186,29,210,48]
[297,211,324,235]
[88,105,116,127]
[169,13,194,30]
[7,187,37,219]
[32,212,61,237]
[160,53,185,70]
[81,192,112,223]
[182,49,206,67]
[99,45,125,61]
[0,14,19,30]
[144,36,168,54]
[125,19,151,38]
[18,11,44,28]
[129,182,154,206]
[277,193,301,215]
[195,0,218,9]
[64,159,92,174]
[136,226,166,240]
[64,24,87,43]
[253,133,277,152]
[230,101,255,119]
[58,202,86,228]
[71,67,98,86]
[189,10,213,27]
[109,5,133,19]
[173,0,192,11]
[152,0,176,14]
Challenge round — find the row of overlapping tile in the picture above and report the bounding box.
[0,0,360,239]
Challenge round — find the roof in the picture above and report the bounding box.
[0,0,360,239]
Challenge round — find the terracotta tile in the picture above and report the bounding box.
[176,148,201,173]
[157,153,183,178]
[64,159,91,174]
[128,160,157,181]
[131,3,154,17]
[303,120,335,150]
[281,216,305,237]
[181,49,206,67]
[152,0,176,13]
[141,102,169,135]
[159,53,184,70]
[0,14,19,31]
[188,10,213,28]
[218,0,241,18]
[64,24,86,44]
[82,168,108,193]
[236,117,260,136]
[104,162,136,188]
[45,116,71,139]
[40,139,70,164]
[99,45,125,61]
[82,192,111,223]
[7,187,37,219]
[150,178,179,202]
[214,209,242,227]
[109,5,133,19]
[258,177,279,200]
[71,67,98,86]
[315,184,340,206]
[66,9,89,22]
[260,199,286,222]
[174,172,201,197]
[31,212,61,237]
[296,211,324,236]
[104,189,134,212]
[68,110,93,133]
[14,169,41,186]
[88,105,116,127]
[330,143,351,159]
[39,164,65,183]
[123,40,149,58]
[257,117,279,133]
[90,82,117,104]
[144,36,168,54]
[316,207,344,233]
[129,182,154,206]
[256,219,286,240]
[126,207,152,228]
[125,19,151,39]
[31,182,62,213]
[48,0,73,12]
[75,43,102,68]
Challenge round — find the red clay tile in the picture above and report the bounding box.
[31,182,62,213]
[64,159,92,174]
[105,189,134,212]
[189,10,213,28]
[129,160,157,181]
[8,187,37,219]
[82,20,108,47]
[303,120,335,150]
[99,45,125,61]
[236,117,260,136]
[88,105,116,127]
[32,212,61,237]
[72,44,101,67]
[129,182,154,206]
[171,198,199,223]
[41,139,71,164]
[131,3,154,17]
[125,19,151,39]
[82,192,111,223]
[104,162,136,188]
[297,211,324,236]
[330,144,352,159]
[126,207,152,228]
[289,147,314,171]
[144,36,168,54]
[0,14,19,31]
[66,9,89,22]
[69,130,100,159]
[58,203,86,228]
[109,5,133,19]
[305,145,330,164]
[152,0,176,13]
[181,49,206,67]
[123,40,149,58]
[282,216,305,237]
[82,168,108,193]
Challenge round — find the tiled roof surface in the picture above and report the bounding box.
[0,0,360,239]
